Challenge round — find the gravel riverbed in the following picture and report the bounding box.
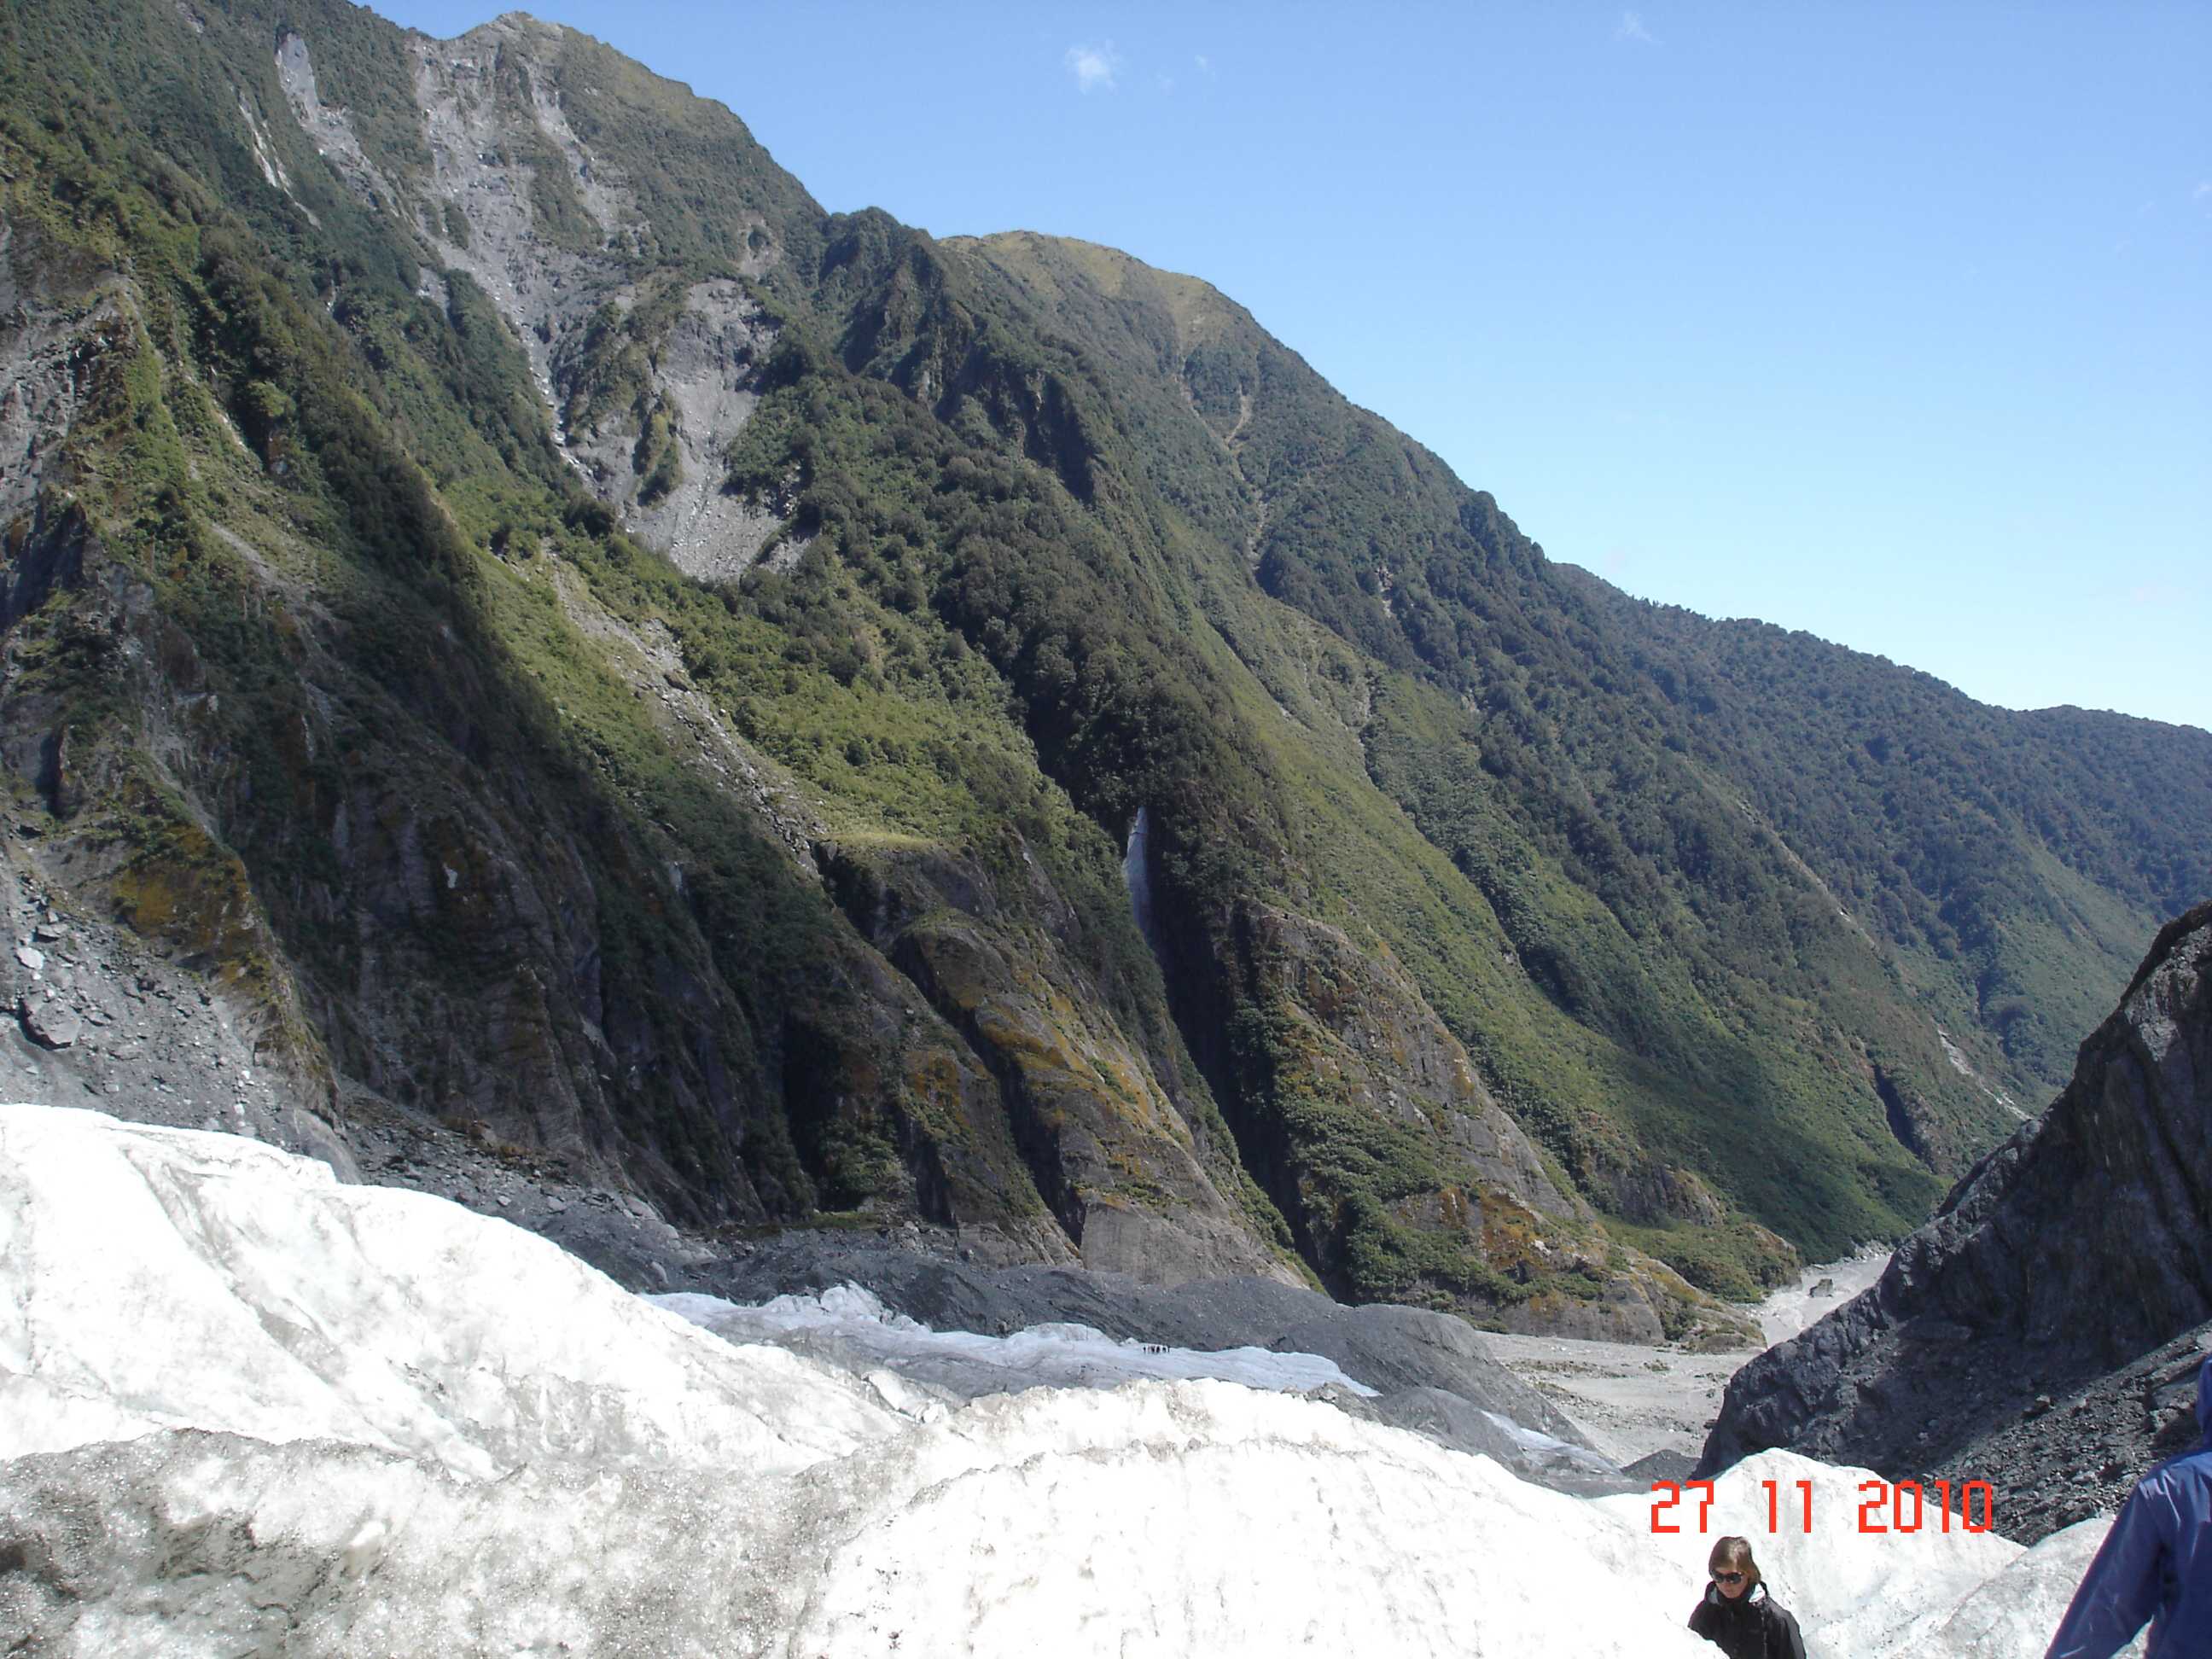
[1483,1253,1892,1466]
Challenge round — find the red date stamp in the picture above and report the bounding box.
[1649,1479,1995,1534]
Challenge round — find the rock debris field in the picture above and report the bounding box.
[1481,1253,1893,1468]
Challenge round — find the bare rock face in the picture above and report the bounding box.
[402,21,792,585]
[1697,903,2212,1533]
[1935,1321,2212,1544]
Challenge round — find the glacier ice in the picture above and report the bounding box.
[0,1103,2132,1656]
[651,1283,1382,1401]
[0,1103,898,1480]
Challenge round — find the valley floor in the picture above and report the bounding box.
[1486,1252,1892,1464]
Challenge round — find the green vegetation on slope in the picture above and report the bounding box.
[3,0,2203,1318]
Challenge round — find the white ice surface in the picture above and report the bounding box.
[0,1103,897,1480]
[1596,1452,2024,1656]
[0,1104,2114,1656]
[1915,1518,2145,1659]
[653,1284,1381,1400]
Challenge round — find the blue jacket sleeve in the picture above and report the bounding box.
[2045,1483,2167,1659]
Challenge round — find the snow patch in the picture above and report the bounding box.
[1598,1453,2020,1656]
[0,1103,894,1480]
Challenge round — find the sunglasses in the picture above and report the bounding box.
[1714,1573,1748,1585]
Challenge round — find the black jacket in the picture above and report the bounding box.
[1687,1581,1807,1659]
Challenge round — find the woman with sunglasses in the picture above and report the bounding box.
[1687,1536,1807,1659]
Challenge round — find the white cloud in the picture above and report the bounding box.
[1156,73,1176,95]
[1065,41,1121,94]
[1195,53,1213,76]
[1615,10,1656,44]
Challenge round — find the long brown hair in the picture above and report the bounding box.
[1708,1535,1761,1590]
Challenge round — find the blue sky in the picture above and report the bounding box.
[376,2,2211,732]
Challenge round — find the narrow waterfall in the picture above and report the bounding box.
[1121,806,1163,960]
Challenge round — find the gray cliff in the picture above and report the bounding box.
[1697,902,2212,1538]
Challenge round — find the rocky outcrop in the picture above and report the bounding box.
[0,833,358,1181]
[405,22,792,578]
[1697,903,2212,1530]
[1929,1320,2212,1544]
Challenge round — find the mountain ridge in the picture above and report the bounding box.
[0,0,2204,1336]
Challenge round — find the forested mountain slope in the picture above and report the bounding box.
[1568,578,2210,1098]
[1,0,2203,1334]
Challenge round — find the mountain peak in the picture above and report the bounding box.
[952,229,1250,356]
